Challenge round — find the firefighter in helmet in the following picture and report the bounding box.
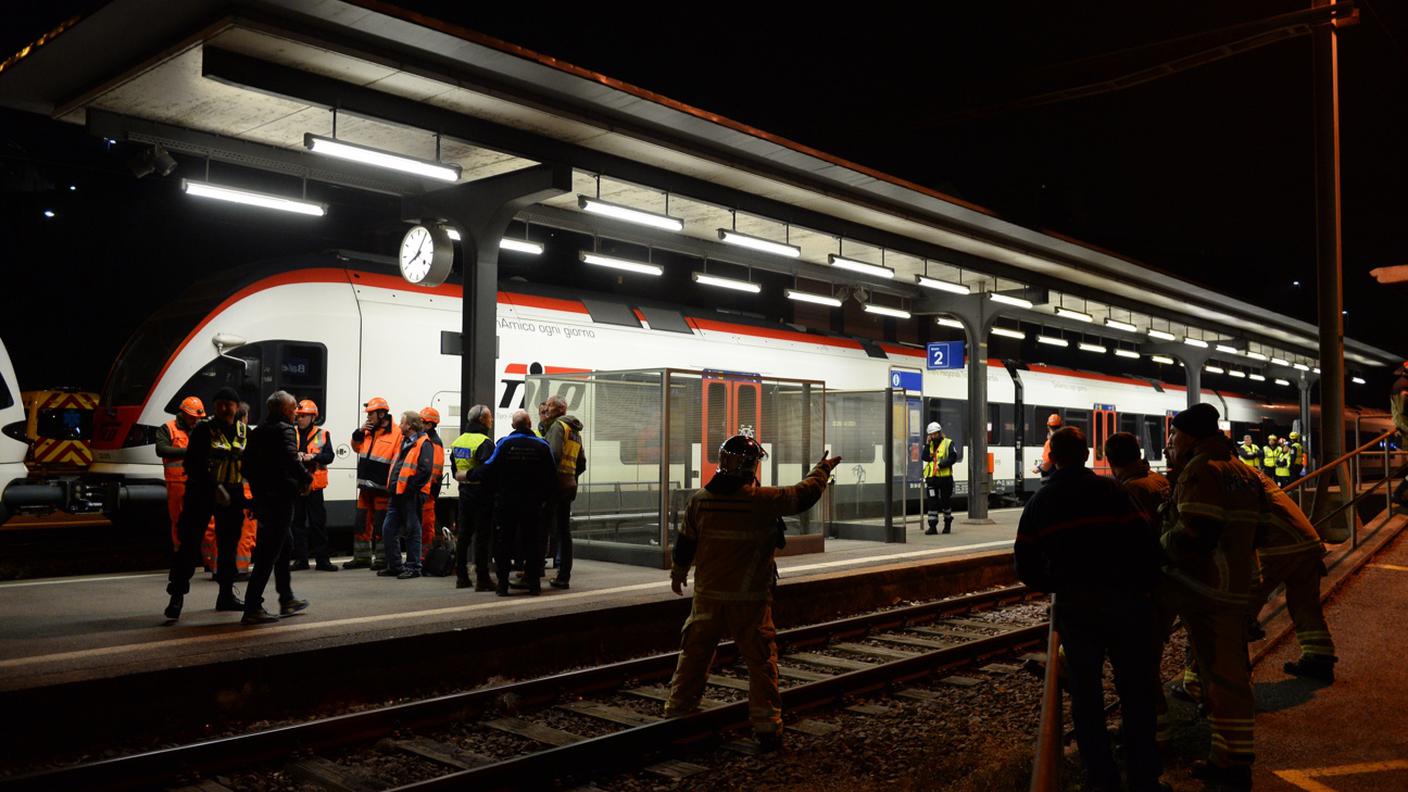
[663,435,841,751]
[921,421,957,535]
[1033,413,1063,477]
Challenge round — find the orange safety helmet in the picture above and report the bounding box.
[364,397,389,413]
[179,396,206,419]
[1046,413,1063,428]
[420,406,441,425]
[295,399,319,416]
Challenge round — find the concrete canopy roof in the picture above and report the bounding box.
[1,0,1396,371]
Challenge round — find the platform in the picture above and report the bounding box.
[0,510,1020,695]
[1251,519,1408,791]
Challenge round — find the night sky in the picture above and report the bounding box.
[2,0,1405,394]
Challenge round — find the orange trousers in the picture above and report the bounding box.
[202,510,255,573]
[421,496,438,559]
[166,481,185,549]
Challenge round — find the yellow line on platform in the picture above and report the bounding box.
[1368,563,1408,573]
[1273,759,1408,791]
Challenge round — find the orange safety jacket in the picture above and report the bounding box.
[160,419,190,483]
[388,434,433,496]
[354,423,403,493]
[301,426,331,491]
[426,436,444,499]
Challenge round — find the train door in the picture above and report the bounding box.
[1091,403,1117,474]
[700,375,763,488]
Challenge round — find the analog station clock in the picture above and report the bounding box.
[398,224,454,287]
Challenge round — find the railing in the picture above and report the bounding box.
[1283,429,1400,548]
[1029,595,1062,792]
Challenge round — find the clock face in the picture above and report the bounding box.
[399,226,436,284]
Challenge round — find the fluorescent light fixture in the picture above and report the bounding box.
[992,326,1026,340]
[303,134,460,182]
[578,196,683,232]
[1293,363,1310,371]
[1183,337,1209,348]
[915,275,971,294]
[1275,379,1292,386]
[1147,329,1175,341]
[863,303,911,319]
[1206,365,1225,374]
[1249,373,1267,382]
[830,255,895,279]
[1215,344,1240,354]
[694,272,761,293]
[936,317,965,329]
[989,293,1034,309]
[1037,335,1069,347]
[1229,370,1247,378]
[1271,357,1290,366]
[1104,318,1137,332]
[1055,307,1093,323]
[1352,376,1367,385]
[1314,367,1321,374]
[499,238,544,255]
[1150,355,1176,365]
[580,251,662,276]
[182,179,327,216]
[1114,348,1140,359]
[1245,351,1268,361]
[445,227,462,241]
[42,209,55,218]
[717,229,800,258]
[1077,342,1107,353]
[785,289,842,307]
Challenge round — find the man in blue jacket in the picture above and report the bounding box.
[472,409,556,596]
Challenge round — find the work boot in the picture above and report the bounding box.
[756,732,785,753]
[215,592,245,612]
[342,558,370,569]
[279,597,310,616]
[497,585,511,597]
[289,560,310,572]
[1284,655,1337,682]
[942,519,952,534]
[476,577,495,592]
[924,525,938,536]
[456,575,472,589]
[526,581,542,596]
[164,595,183,621]
[1189,761,1251,788]
[550,578,570,590]
[376,568,403,577]
[370,560,387,572]
[241,608,280,626]
[314,561,339,572]
[397,569,422,579]
[510,579,532,590]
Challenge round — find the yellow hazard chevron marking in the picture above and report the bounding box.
[1274,760,1408,791]
[1369,563,1408,573]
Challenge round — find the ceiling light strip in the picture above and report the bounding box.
[181,179,326,216]
[304,134,460,182]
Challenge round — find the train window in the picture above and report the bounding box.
[274,343,327,424]
[1063,408,1089,436]
[988,403,1015,446]
[0,369,11,410]
[933,399,968,449]
[1027,405,1063,441]
[1119,413,1139,437]
[164,346,263,418]
[1143,415,1167,459]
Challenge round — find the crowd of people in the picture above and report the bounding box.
[157,390,586,624]
[1015,403,1337,791]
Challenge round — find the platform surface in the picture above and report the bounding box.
[0,509,1020,692]
[1251,525,1408,791]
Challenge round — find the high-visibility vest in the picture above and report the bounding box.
[209,421,246,486]
[388,434,431,496]
[355,423,403,492]
[300,425,331,491]
[1263,444,1279,469]
[1238,442,1259,467]
[1291,441,1306,468]
[1274,447,1292,478]
[162,419,190,483]
[923,437,954,479]
[427,435,444,498]
[554,418,582,480]
[450,432,491,475]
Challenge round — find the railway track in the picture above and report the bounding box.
[4,585,1046,792]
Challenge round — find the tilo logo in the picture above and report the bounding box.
[498,362,591,410]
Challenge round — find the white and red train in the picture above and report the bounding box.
[0,253,1387,527]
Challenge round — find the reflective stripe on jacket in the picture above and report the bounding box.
[451,432,492,474]
[1163,438,1263,607]
[1237,442,1260,467]
[355,423,403,492]
[300,426,331,491]
[159,419,189,483]
[1263,444,1279,468]
[388,433,432,496]
[209,421,246,486]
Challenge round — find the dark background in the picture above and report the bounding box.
[2,1,1404,397]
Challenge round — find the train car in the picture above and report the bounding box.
[0,337,29,521]
[77,253,1350,531]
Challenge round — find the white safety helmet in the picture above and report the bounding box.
[926,422,942,434]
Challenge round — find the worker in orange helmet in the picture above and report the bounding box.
[291,399,337,571]
[346,397,402,569]
[1032,412,1063,478]
[418,406,446,560]
[155,396,205,550]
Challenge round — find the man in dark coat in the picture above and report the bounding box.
[241,391,313,625]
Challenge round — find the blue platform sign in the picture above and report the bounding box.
[926,341,965,370]
[889,369,922,392]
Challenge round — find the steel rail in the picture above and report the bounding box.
[1284,429,1393,492]
[2,584,1033,792]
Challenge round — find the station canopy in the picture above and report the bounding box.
[0,0,1398,372]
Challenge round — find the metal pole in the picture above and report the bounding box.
[1353,415,1361,495]
[660,370,671,566]
[967,330,992,522]
[883,387,896,542]
[1313,0,1350,536]
[1184,361,1202,408]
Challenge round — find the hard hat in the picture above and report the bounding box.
[717,434,768,477]
[420,406,441,425]
[1289,431,1300,440]
[364,397,389,413]
[926,422,941,434]
[1047,413,1063,428]
[179,396,205,419]
[1268,434,1277,442]
[295,399,319,416]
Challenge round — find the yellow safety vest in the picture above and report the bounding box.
[209,421,246,486]
[1274,447,1292,477]
[554,418,582,479]
[1238,442,1259,468]
[1263,444,1278,469]
[923,437,954,479]
[451,431,491,475]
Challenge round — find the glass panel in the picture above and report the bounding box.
[1144,415,1168,461]
[1119,412,1139,436]
[163,344,263,419]
[1063,408,1089,437]
[705,381,728,464]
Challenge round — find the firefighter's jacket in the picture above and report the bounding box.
[674,463,830,603]
[1163,437,1263,608]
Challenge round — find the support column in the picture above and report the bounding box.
[404,164,572,423]
[1144,343,1211,409]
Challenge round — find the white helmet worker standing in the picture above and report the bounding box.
[922,421,957,535]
